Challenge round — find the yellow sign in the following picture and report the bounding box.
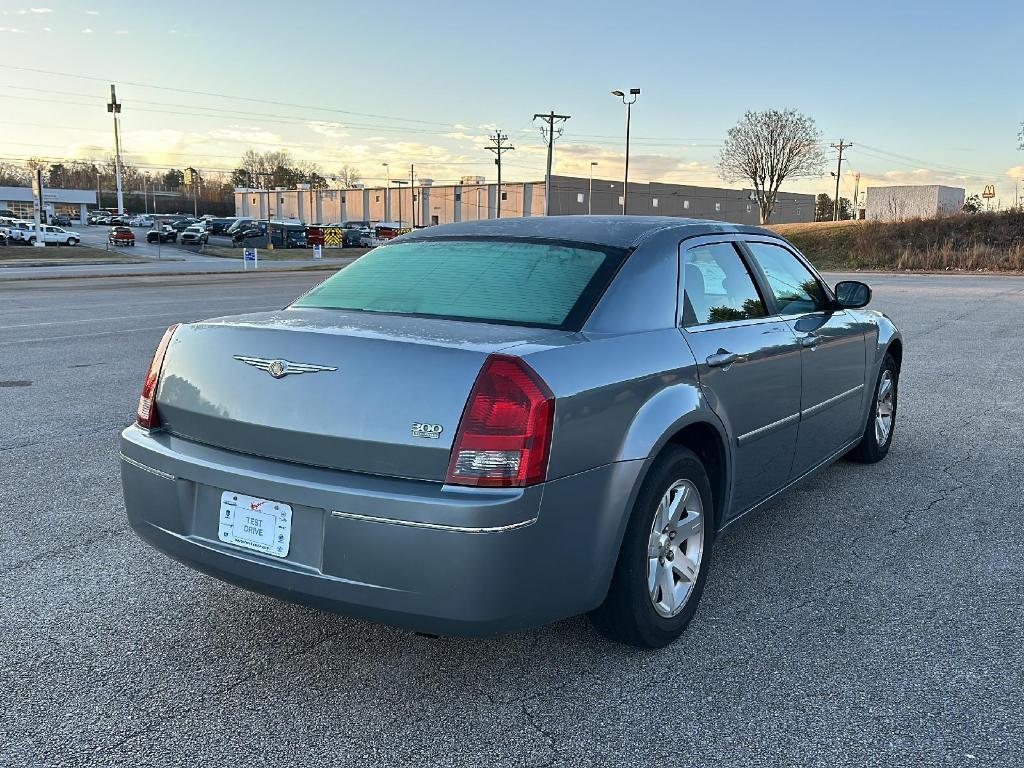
[982,185,996,199]
[324,226,343,247]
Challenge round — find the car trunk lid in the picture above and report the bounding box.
[155,308,576,481]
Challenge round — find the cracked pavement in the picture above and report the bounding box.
[1,271,1022,767]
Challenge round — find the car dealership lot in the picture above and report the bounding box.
[1,272,1021,767]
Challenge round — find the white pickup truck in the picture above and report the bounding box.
[2,221,81,245]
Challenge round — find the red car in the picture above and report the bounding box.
[108,226,136,247]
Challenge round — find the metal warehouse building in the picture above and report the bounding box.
[234,175,814,227]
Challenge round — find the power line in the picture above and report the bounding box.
[0,64,457,128]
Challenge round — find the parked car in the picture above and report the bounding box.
[170,217,199,232]
[41,225,81,246]
[130,215,155,228]
[146,225,178,243]
[0,208,16,219]
[338,220,372,247]
[206,217,236,236]
[232,221,306,249]
[120,217,902,648]
[225,217,256,235]
[180,225,209,246]
[52,214,72,227]
[108,226,135,246]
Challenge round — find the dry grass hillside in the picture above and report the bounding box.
[768,211,1024,272]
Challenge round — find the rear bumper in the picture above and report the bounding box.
[120,425,643,636]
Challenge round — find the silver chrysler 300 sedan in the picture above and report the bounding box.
[120,216,902,648]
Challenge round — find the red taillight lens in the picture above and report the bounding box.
[446,355,555,488]
[136,324,179,429]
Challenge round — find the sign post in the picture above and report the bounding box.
[243,247,258,270]
[31,169,46,247]
[982,185,996,212]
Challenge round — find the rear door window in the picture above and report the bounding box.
[682,242,767,326]
[293,239,625,330]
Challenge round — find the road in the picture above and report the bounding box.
[1,272,1022,767]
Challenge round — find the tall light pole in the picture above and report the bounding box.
[589,161,598,215]
[381,162,390,221]
[107,84,125,215]
[612,88,640,215]
[392,179,408,227]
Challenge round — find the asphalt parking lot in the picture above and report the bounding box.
[1,271,1022,767]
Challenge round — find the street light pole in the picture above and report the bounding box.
[589,161,598,215]
[392,180,408,228]
[382,162,390,220]
[612,88,640,215]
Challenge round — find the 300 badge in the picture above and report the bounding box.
[411,422,444,439]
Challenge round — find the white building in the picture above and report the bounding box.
[0,186,96,223]
[864,185,964,221]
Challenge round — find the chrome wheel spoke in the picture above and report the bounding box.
[673,510,702,542]
[666,485,688,525]
[670,549,699,582]
[657,562,676,612]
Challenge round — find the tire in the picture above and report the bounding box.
[590,446,713,648]
[27,236,36,245]
[847,353,899,464]
[67,238,78,246]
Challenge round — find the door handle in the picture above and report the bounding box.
[800,334,821,349]
[706,351,743,368]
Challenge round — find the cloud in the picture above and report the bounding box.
[29,7,53,13]
[307,121,349,139]
[114,29,129,34]
[0,26,25,32]
[85,9,99,14]
[1004,166,1024,180]
[80,27,92,33]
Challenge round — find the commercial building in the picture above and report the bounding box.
[234,175,815,227]
[864,185,965,221]
[0,186,96,223]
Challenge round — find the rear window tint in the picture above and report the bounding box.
[292,239,624,329]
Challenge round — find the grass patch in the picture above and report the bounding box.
[0,244,147,267]
[201,245,369,261]
[769,211,1024,272]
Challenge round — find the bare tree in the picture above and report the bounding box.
[718,109,825,224]
[334,164,362,188]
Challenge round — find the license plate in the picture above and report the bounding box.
[218,492,292,558]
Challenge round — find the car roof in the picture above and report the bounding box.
[398,215,779,250]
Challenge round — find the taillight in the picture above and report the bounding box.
[446,355,555,488]
[136,324,179,429]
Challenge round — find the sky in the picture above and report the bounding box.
[1,0,1023,204]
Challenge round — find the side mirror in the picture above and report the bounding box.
[835,280,871,309]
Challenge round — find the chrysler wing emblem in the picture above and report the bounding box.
[233,355,337,379]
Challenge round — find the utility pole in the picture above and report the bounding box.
[589,162,598,215]
[107,84,125,215]
[852,172,861,220]
[533,110,571,216]
[486,130,515,218]
[830,139,853,221]
[410,164,416,227]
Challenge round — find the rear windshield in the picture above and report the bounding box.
[292,238,625,329]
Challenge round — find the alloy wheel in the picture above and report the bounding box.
[875,369,895,446]
[647,479,705,618]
